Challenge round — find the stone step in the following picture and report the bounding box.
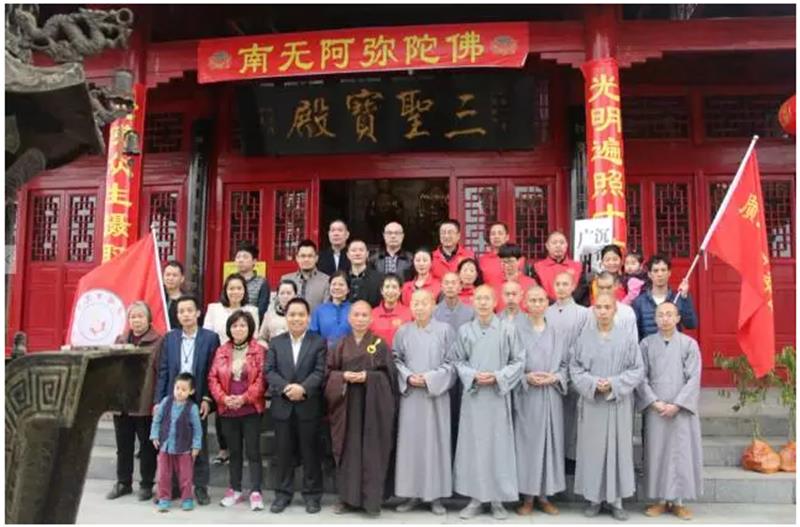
[94,416,787,469]
[86,445,795,504]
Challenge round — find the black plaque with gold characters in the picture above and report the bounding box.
[236,71,539,155]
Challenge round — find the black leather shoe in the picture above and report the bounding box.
[137,486,154,501]
[270,498,290,513]
[106,482,132,500]
[305,500,321,514]
[195,486,210,506]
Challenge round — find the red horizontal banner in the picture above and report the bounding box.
[198,22,529,83]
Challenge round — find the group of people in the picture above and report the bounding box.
[107,217,704,521]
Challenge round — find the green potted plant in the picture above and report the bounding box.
[713,352,774,438]
[772,346,795,472]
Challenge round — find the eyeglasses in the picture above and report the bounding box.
[384,230,403,235]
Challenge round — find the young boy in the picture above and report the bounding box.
[151,372,203,512]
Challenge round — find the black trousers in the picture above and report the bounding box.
[216,415,228,451]
[274,413,322,502]
[113,413,157,488]
[220,414,262,492]
[193,418,210,488]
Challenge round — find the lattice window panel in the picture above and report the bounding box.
[462,185,498,255]
[626,183,643,255]
[144,112,185,153]
[149,191,179,263]
[274,190,307,260]
[654,183,691,258]
[515,185,549,261]
[710,181,794,258]
[67,195,96,262]
[623,96,689,139]
[704,95,786,139]
[31,195,60,262]
[229,191,261,259]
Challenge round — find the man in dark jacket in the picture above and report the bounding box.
[318,219,351,275]
[266,298,327,514]
[154,295,220,506]
[346,239,383,307]
[632,254,697,340]
[369,221,413,281]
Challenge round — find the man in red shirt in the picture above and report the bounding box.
[533,231,587,305]
[479,222,523,288]
[432,219,475,280]
[493,243,537,312]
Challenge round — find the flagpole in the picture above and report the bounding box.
[151,228,171,330]
[673,135,759,302]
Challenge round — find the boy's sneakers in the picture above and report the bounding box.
[220,488,242,507]
[157,499,170,513]
[181,498,194,511]
[250,491,264,511]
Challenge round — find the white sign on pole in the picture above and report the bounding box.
[573,218,614,274]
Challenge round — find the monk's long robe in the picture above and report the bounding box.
[393,320,456,501]
[453,316,523,502]
[325,331,397,513]
[637,331,703,501]
[512,318,568,497]
[570,323,644,504]
[546,299,589,460]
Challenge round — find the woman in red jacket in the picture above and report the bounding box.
[208,310,266,511]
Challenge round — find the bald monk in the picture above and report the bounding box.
[498,281,528,326]
[393,290,457,515]
[545,271,589,470]
[325,301,397,517]
[514,286,568,516]
[638,302,703,521]
[454,285,523,520]
[571,292,644,521]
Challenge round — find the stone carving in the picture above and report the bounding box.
[5,348,153,523]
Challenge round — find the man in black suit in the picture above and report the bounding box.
[265,297,327,514]
[318,219,351,275]
[154,295,220,506]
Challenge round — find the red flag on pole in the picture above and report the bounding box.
[704,145,775,377]
[67,232,169,346]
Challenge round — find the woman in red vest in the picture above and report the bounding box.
[370,274,413,347]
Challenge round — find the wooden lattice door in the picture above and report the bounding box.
[22,188,102,350]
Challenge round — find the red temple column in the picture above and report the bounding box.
[100,7,149,261]
[582,5,627,248]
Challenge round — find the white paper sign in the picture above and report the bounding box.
[573,218,613,273]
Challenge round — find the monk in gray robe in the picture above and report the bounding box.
[433,272,474,455]
[434,272,475,331]
[571,292,644,521]
[545,271,589,467]
[586,271,638,342]
[394,290,456,515]
[514,286,567,516]
[638,302,703,521]
[498,280,528,327]
[454,285,523,520]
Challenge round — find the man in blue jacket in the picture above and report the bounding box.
[632,255,697,341]
[154,295,220,506]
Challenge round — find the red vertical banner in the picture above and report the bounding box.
[581,58,627,248]
[101,83,146,262]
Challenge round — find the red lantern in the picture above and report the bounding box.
[778,94,795,136]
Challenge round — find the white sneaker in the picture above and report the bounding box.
[219,488,241,507]
[250,491,264,511]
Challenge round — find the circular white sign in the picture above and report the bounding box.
[70,289,127,346]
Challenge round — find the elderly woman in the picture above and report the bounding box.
[107,301,163,502]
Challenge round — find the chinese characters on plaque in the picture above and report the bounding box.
[581,57,627,248]
[236,72,539,155]
[199,22,529,83]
